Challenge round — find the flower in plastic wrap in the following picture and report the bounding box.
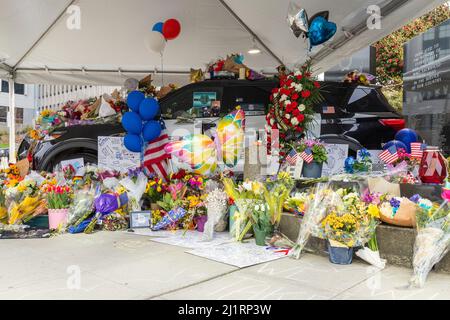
[94,193,128,214]
[152,207,187,231]
[67,190,95,226]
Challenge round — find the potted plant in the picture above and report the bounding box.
[46,185,71,229]
[292,139,328,178]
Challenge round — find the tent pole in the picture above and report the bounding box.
[13,0,77,70]
[8,78,16,164]
[217,0,284,66]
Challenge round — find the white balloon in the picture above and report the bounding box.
[144,31,166,54]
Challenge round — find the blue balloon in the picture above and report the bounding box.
[122,112,143,135]
[383,140,408,152]
[127,91,145,112]
[139,98,160,121]
[395,129,418,153]
[124,134,143,153]
[152,22,164,34]
[308,16,337,48]
[142,120,162,142]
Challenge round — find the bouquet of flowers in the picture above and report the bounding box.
[67,187,96,227]
[318,188,379,248]
[385,148,420,184]
[263,172,295,225]
[223,177,265,241]
[284,191,312,216]
[291,139,328,165]
[266,60,323,155]
[344,149,373,174]
[409,195,450,288]
[203,188,228,241]
[46,185,72,209]
[290,183,343,259]
[119,169,148,211]
[145,175,167,203]
[8,196,46,225]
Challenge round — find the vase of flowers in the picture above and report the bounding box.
[292,139,327,178]
[46,185,71,229]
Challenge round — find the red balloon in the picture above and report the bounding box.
[162,19,181,40]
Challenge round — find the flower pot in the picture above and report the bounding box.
[48,209,69,230]
[253,227,268,246]
[302,161,323,178]
[327,241,354,265]
[195,215,208,232]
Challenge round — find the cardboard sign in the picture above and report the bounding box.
[322,144,349,177]
[98,136,140,173]
[287,158,304,179]
[60,158,85,176]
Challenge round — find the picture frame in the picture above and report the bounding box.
[129,211,152,229]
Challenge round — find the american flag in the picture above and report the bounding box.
[322,106,335,114]
[300,148,314,164]
[143,130,172,182]
[286,148,299,166]
[378,146,399,164]
[410,142,426,160]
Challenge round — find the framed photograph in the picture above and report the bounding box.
[129,211,152,229]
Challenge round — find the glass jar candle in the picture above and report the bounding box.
[419,146,448,184]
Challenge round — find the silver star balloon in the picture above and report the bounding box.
[287,2,309,38]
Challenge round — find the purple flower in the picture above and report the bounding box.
[390,198,401,208]
[409,194,421,203]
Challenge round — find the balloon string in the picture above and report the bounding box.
[160,52,164,87]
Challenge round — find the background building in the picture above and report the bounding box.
[403,18,450,156]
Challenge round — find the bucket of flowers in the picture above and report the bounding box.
[46,185,72,229]
[291,138,328,178]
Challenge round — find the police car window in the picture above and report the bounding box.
[224,86,270,116]
[347,87,390,112]
[160,88,223,119]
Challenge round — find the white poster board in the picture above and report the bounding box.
[321,144,349,177]
[98,136,141,173]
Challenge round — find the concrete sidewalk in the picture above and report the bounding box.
[0,231,449,300]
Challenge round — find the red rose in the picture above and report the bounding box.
[291,93,299,100]
[291,101,298,108]
[271,88,279,94]
[301,90,311,98]
[296,75,303,81]
[297,114,305,122]
[314,81,321,88]
[295,127,303,133]
[286,79,293,87]
[292,109,300,116]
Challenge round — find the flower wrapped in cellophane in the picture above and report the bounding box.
[223,177,265,241]
[8,196,46,225]
[202,188,228,241]
[289,182,343,259]
[409,195,450,288]
[319,188,379,248]
[67,187,96,227]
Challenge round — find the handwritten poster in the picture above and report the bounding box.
[321,144,349,177]
[98,136,140,173]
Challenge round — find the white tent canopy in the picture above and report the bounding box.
[0,0,445,86]
[0,0,445,162]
